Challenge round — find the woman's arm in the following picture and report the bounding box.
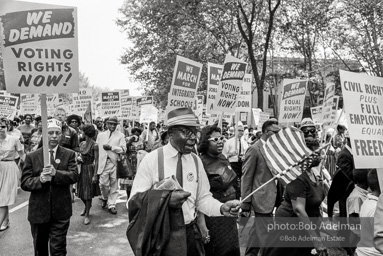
[292,198,327,255]
[93,143,99,183]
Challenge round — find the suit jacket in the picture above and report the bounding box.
[21,146,79,223]
[96,130,126,175]
[241,139,277,214]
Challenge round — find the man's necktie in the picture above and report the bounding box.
[238,139,242,159]
[50,150,55,165]
[176,152,183,187]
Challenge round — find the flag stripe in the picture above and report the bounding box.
[260,127,313,184]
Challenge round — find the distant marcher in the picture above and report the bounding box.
[0,118,25,231]
[18,114,35,153]
[77,124,100,225]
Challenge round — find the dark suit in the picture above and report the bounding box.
[241,139,278,256]
[21,146,79,256]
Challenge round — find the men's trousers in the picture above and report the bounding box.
[30,218,70,256]
[245,212,273,256]
[230,161,242,200]
[99,159,118,209]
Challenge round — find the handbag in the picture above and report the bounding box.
[116,153,134,179]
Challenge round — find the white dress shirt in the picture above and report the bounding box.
[130,143,223,224]
[222,136,248,162]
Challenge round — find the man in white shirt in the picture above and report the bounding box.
[222,123,247,199]
[96,116,126,214]
[128,108,239,255]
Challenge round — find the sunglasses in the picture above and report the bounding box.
[208,137,225,142]
[0,125,6,129]
[71,120,78,123]
[302,128,316,134]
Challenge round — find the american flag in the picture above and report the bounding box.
[260,127,313,184]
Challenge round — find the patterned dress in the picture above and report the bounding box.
[120,137,144,196]
[77,140,100,200]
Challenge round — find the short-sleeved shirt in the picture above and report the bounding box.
[356,194,381,256]
[346,185,368,216]
[276,171,326,217]
[0,135,23,161]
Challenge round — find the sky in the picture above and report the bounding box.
[23,0,142,96]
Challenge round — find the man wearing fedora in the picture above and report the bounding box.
[128,108,240,256]
[21,119,79,256]
[53,107,80,153]
[96,116,126,214]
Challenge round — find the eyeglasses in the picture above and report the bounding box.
[0,125,6,129]
[176,127,196,138]
[71,120,78,123]
[208,137,225,142]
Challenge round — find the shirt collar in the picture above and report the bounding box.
[165,142,181,157]
[50,145,59,154]
[367,194,379,201]
[355,184,368,194]
[345,144,352,154]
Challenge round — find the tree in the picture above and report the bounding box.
[0,51,5,90]
[236,0,281,109]
[327,0,383,76]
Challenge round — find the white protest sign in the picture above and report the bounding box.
[136,96,153,106]
[0,94,18,119]
[20,93,39,115]
[311,106,322,124]
[140,104,158,123]
[121,94,133,119]
[339,70,383,168]
[72,88,93,116]
[252,108,262,126]
[100,91,121,118]
[213,55,247,113]
[167,56,202,110]
[0,1,79,94]
[322,83,335,124]
[195,95,204,122]
[278,79,308,123]
[206,63,223,114]
[236,74,252,112]
[95,101,102,118]
[258,112,271,129]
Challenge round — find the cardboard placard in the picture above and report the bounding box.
[0,94,18,119]
[311,106,322,124]
[0,1,79,94]
[339,70,383,168]
[213,55,247,113]
[278,79,308,123]
[236,74,252,112]
[206,63,223,114]
[100,91,121,118]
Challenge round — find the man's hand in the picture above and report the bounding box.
[43,165,56,176]
[103,144,112,151]
[169,190,191,208]
[220,200,240,216]
[40,172,52,183]
[241,202,252,212]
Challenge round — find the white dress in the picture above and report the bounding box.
[0,135,23,206]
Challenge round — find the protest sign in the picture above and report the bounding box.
[71,88,93,116]
[321,83,335,124]
[167,56,202,110]
[100,91,121,118]
[195,95,204,122]
[140,104,158,123]
[340,70,383,168]
[236,74,252,112]
[136,96,153,106]
[206,63,223,114]
[121,95,133,119]
[278,79,308,123]
[0,1,79,94]
[95,101,102,118]
[252,108,262,126]
[213,55,247,113]
[0,94,18,119]
[258,112,271,129]
[311,106,322,124]
[20,93,39,115]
